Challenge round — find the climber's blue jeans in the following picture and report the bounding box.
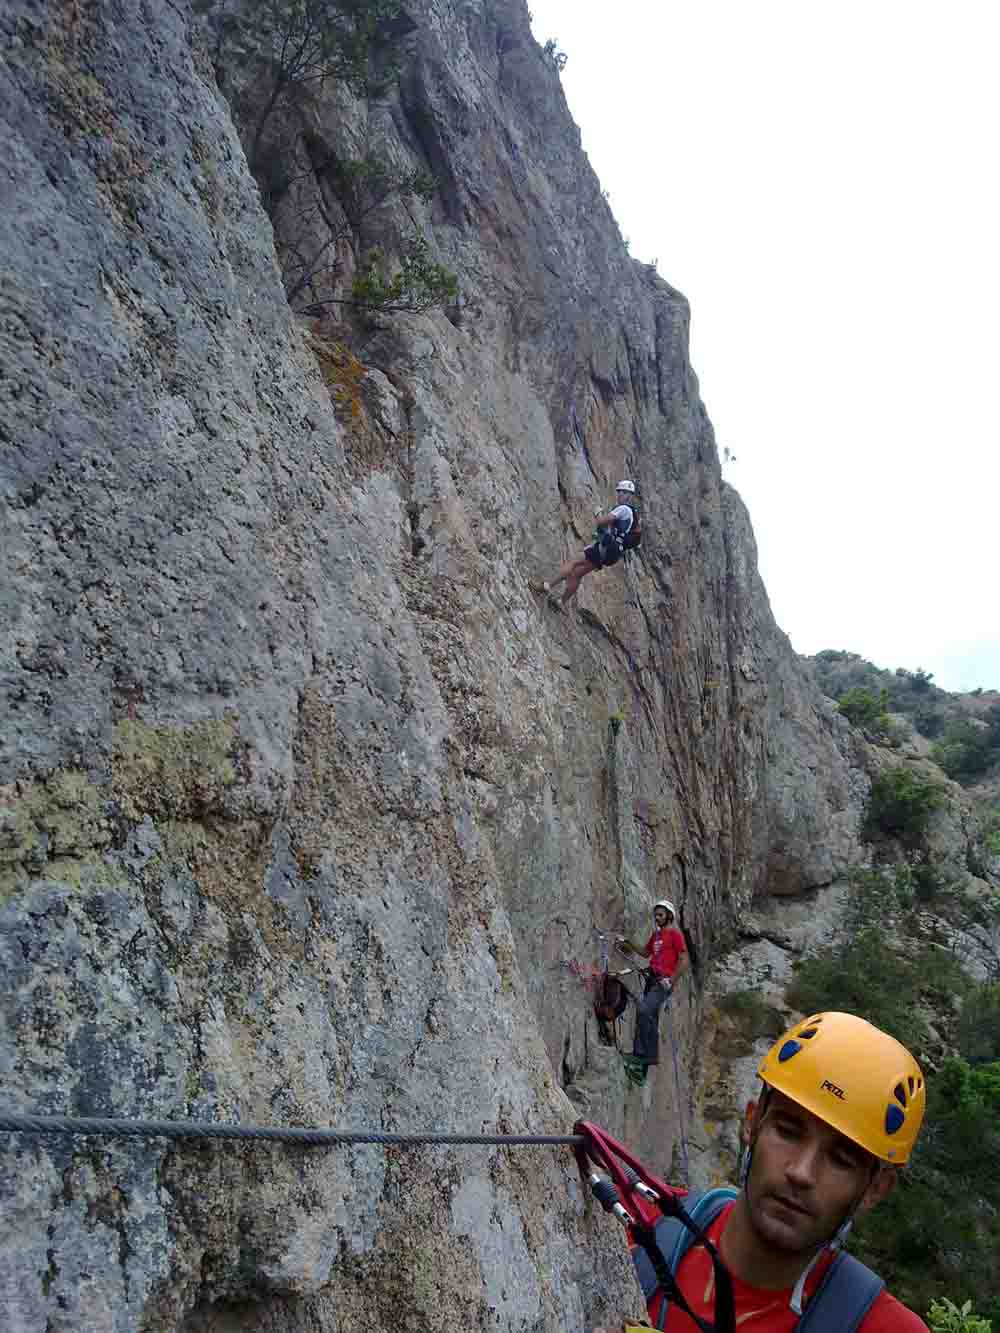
[634,980,668,1064]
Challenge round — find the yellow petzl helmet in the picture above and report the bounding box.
[757,1012,925,1164]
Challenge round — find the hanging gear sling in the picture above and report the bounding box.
[593,932,630,1047]
[631,1187,885,1331]
[594,973,630,1046]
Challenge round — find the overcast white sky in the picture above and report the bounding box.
[528,1,999,692]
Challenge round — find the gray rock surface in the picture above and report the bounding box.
[3,1,983,1330]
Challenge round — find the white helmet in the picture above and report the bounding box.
[654,900,676,917]
[616,479,637,494]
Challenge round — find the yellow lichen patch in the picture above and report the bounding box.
[155,815,303,965]
[112,718,238,822]
[303,329,366,423]
[492,933,517,995]
[0,771,112,899]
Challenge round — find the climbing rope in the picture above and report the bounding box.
[0,1113,584,1149]
[663,1001,691,1183]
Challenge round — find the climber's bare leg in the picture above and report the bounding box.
[561,557,598,604]
[533,556,585,594]
[549,557,585,589]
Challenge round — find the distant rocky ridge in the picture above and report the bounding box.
[1,2,993,1330]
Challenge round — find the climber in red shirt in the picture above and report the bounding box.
[642,902,686,983]
[593,1012,930,1332]
[617,900,687,1067]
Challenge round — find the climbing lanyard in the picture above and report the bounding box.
[574,1120,736,1333]
[663,999,691,1183]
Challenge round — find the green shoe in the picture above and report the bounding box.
[622,1055,648,1085]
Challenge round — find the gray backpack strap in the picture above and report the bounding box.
[797,1252,885,1332]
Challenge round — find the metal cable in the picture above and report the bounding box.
[0,1113,585,1149]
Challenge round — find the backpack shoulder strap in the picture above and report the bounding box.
[665,1188,738,1277]
[796,1252,885,1332]
[620,504,642,551]
[630,1188,738,1330]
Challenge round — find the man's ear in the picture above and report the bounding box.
[742,1099,758,1147]
[859,1167,897,1214]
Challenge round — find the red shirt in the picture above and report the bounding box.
[652,1203,927,1331]
[644,927,685,979]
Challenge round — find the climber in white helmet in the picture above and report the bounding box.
[617,899,687,1068]
[532,481,641,606]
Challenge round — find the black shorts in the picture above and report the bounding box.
[584,537,621,569]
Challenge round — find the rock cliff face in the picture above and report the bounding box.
[0,2,919,1330]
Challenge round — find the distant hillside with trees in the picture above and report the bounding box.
[781,650,1000,1318]
[806,650,1000,788]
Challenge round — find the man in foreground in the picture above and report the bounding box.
[595,1011,929,1330]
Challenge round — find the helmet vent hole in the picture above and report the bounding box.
[907,1076,916,1095]
[885,1104,906,1136]
[894,1082,907,1107]
[778,1039,802,1063]
[800,1028,819,1041]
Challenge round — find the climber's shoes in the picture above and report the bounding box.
[622,1054,648,1085]
[529,581,565,611]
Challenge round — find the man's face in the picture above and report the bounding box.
[653,907,669,928]
[743,1091,886,1255]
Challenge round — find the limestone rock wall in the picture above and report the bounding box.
[2,1,877,1330]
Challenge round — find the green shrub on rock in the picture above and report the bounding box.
[932,720,995,782]
[716,990,785,1041]
[865,767,945,841]
[838,686,890,732]
[351,235,458,314]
